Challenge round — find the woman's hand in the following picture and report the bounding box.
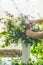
[26,29,43,39]
[26,19,43,39]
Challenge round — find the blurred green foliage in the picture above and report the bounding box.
[0,13,43,64]
[0,14,43,47]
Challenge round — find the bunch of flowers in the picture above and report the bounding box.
[0,14,43,47]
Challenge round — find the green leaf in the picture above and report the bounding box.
[1,31,7,35]
[0,33,3,38]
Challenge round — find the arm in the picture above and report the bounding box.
[26,19,43,29]
[26,19,43,39]
[29,19,43,23]
[26,29,43,39]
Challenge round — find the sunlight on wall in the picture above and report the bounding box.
[37,0,43,17]
[0,0,18,17]
[0,0,43,18]
[0,0,39,19]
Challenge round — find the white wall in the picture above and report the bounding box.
[37,0,43,17]
[0,0,43,18]
[0,0,38,18]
